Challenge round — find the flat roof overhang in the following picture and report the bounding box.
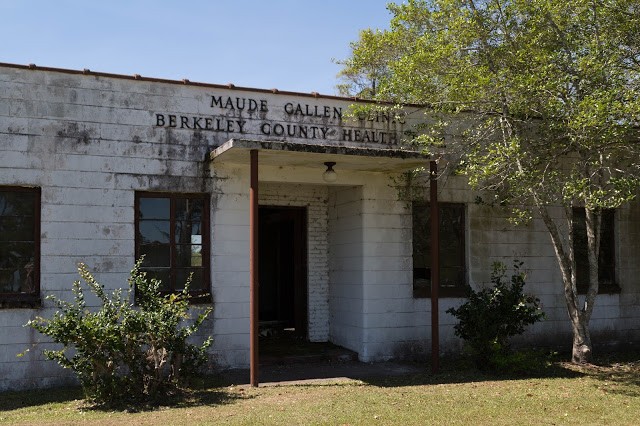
[209,139,430,172]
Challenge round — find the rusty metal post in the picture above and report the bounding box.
[430,160,440,374]
[250,149,259,387]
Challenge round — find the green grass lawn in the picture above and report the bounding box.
[1,354,639,425]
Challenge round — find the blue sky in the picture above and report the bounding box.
[0,0,394,95]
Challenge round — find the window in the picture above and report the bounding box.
[0,187,40,307]
[135,192,210,301]
[572,208,618,294]
[413,202,466,298]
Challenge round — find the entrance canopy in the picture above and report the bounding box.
[210,139,430,172]
[210,138,431,386]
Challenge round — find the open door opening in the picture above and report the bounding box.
[258,206,308,341]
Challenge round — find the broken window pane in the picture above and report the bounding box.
[136,193,209,299]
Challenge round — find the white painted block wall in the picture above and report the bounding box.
[328,185,364,354]
[0,68,219,390]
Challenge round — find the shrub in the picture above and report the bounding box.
[446,261,544,368]
[27,259,212,405]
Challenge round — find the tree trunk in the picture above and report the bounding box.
[536,204,594,363]
[570,314,592,363]
[583,207,601,326]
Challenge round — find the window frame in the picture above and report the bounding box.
[134,191,211,303]
[572,207,619,294]
[412,201,467,298]
[0,186,41,308]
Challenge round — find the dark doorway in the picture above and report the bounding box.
[259,206,307,338]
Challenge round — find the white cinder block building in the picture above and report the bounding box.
[1,63,639,391]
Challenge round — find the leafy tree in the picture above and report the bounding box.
[341,0,640,363]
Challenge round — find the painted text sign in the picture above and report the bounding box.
[154,94,407,145]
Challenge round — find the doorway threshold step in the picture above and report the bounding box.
[260,342,357,366]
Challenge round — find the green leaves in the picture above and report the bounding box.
[341,0,640,210]
[27,258,212,406]
[446,261,545,368]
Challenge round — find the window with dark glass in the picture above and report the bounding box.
[413,202,466,298]
[0,187,40,307]
[135,193,210,301]
[572,208,618,294]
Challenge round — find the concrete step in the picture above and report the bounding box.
[259,338,358,366]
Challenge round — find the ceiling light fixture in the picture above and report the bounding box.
[323,161,337,183]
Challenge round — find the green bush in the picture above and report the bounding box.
[28,259,212,405]
[446,261,544,368]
